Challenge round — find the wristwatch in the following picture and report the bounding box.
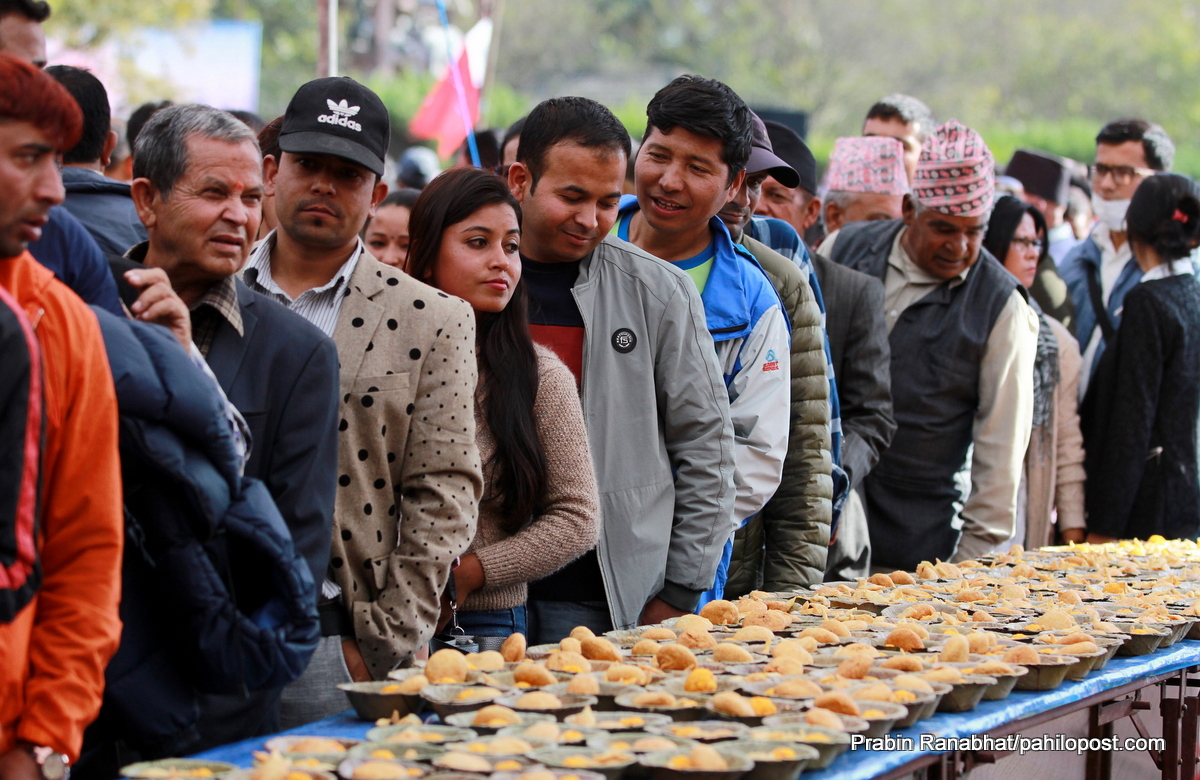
[21,743,70,780]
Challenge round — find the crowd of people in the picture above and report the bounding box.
[3,0,1200,778]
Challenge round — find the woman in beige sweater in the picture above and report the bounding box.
[985,196,1086,549]
[403,167,599,648]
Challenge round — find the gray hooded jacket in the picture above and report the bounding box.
[572,236,737,629]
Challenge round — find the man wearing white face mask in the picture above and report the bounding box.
[1060,119,1184,399]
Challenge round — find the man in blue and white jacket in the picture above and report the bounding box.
[616,75,792,602]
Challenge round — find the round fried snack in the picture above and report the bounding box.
[712,690,756,718]
[469,651,505,672]
[566,673,601,695]
[655,643,698,671]
[523,721,561,740]
[771,639,814,664]
[559,637,583,654]
[742,610,792,631]
[487,736,535,754]
[769,677,822,698]
[353,761,412,780]
[631,691,676,707]
[641,627,676,641]
[819,620,851,638]
[736,598,768,614]
[1058,641,1101,655]
[805,707,845,730]
[764,656,807,676]
[813,690,860,716]
[570,626,596,642]
[732,625,774,642]
[834,643,879,658]
[675,614,714,633]
[955,589,986,603]
[546,651,592,674]
[1054,631,1096,645]
[849,683,893,702]
[1002,645,1040,665]
[922,666,964,683]
[436,752,493,773]
[684,668,718,693]
[631,639,660,656]
[939,635,970,663]
[514,663,558,687]
[604,664,648,685]
[699,599,740,626]
[1000,584,1028,600]
[967,632,995,654]
[632,736,678,752]
[916,562,939,580]
[501,633,527,663]
[1039,609,1076,631]
[394,673,429,693]
[1058,590,1084,605]
[879,655,924,672]
[798,627,840,645]
[472,705,521,727]
[689,744,729,770]
[678,628,717,650]
[890,571,916,586]
[884,627,925,651]
[426,648,470,684]
[712,643,755,663]
[892,673,934,692]
[836,656,871,679]
[972,661,1016,676]
[867,573,895,587]
[580,637,622,662]
[515,691,563,710]
[898,603,937,620]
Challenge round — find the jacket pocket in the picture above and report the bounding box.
[364,553,390,599]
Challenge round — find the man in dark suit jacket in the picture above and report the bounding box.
[124,104,339,750]
[811,253,895,579]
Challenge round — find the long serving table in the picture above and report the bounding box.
[193,640,1200,780]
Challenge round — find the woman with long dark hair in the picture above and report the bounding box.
[403,167,599,646]
[984,196,1086,549]
[1081,174,1200,542]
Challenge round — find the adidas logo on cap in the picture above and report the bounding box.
[318,98,362,132]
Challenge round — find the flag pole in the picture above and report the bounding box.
[435,0,480,167]
[328,0,339,77]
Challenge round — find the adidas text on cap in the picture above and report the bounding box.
[278,77,390,175]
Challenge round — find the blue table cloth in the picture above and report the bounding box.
[193,640,1200,780]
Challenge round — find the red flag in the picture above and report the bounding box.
[409,19,492,159]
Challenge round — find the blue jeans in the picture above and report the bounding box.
[453,606,527,651]
[526,600,612,645]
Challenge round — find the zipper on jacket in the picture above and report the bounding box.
[570,280,619,630]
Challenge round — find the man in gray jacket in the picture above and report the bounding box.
[509,96,736,637]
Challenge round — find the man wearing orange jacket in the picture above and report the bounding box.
[0,53,123,780]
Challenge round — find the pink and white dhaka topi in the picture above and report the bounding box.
[912,120,995,217]
[824,136,909,196]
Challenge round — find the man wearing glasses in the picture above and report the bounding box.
[1060,120,1181,398]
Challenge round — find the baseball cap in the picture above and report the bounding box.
[762,119,817,194]
[746,113,800,188]
[278,77,390,175]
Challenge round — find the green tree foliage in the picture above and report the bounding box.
[210,0,318,117]
[48,0,213,47]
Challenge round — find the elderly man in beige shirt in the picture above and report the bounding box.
[824,120,1038,570]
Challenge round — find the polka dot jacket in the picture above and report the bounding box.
[328,254,482,678]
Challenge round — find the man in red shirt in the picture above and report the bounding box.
[0,53,123,780]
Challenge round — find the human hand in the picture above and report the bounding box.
[453,554,485,606]
[1059,528,1086,545]
[0,747,41,780]
[639,596,687,626]
[125,267,192,349]
[342,637,373,682]
[1086,532,1119,545]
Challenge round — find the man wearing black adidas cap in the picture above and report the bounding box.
[247,77,482,726]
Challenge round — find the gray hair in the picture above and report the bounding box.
[133,103,260,198]
[865,94,937,142]
[824,190,857,211]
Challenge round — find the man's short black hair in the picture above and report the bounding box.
[644,75,752,185]
[228,108,265,134]
[45,65,110,165]
[517,96,631,187]
[864,94,936,142]
[1096,118,1174,172]
[128,100,173,150]
[0,0,50,22]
